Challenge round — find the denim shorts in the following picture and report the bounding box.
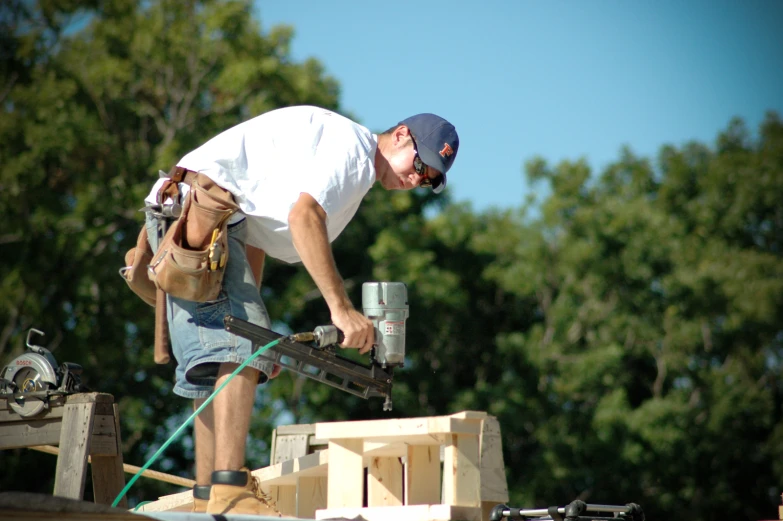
[145,213,275,399]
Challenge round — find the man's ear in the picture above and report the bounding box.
[393,125,411,146]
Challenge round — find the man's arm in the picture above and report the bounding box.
[288,192,374,353]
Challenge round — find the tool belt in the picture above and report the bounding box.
[120,166,239,363]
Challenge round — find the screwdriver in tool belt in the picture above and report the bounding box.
[208,229,220,270]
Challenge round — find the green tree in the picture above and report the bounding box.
[464,113,783,521]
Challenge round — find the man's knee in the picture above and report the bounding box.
[216,362,262,383]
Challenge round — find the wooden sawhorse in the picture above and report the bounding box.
[0,392,127,507]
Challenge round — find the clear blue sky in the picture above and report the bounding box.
[255,0,783,212]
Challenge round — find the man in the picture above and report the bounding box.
[143,105,459,515]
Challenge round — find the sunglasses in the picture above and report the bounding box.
[411,136,443,191]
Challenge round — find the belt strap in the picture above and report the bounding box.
[156,166,199,205]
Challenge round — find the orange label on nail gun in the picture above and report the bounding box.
[384,321,404,336]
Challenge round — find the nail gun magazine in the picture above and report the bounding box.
[224,281,408,411]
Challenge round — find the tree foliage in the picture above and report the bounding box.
[468,115,783,521]
[1,2,782,519]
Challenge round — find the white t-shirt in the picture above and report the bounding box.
[145,106,378,263]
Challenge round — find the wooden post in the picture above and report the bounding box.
[90,403,127,507]
[367,456,403,506]
[442,433,481,507]
[268,484,297,516]
[405,445,441,505]
[297,476,327,518]
[53,399,96,500]
[326,438,364,508]
[480,416,508,519]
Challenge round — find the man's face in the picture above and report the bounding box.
[380,126,441,191]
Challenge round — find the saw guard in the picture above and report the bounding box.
[1,351,59,417]
[1,351,58,390]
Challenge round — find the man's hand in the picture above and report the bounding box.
[331,307,375,354]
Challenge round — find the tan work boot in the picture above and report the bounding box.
[192,484,210,513]
[206,468,283,517]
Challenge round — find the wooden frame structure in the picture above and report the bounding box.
[139,410,508,521]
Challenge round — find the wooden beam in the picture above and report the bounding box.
[254,449,330,486]
[251,442,403,487]
[0,418,63,449]
[316,416,481,442]
[0,405,65,422]
[132,489,193,512]
[315,504,482,521]
[448,411,488,420]
[30,445,195,489]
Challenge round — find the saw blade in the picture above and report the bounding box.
[13,367,47,393]
[8,366,49,417]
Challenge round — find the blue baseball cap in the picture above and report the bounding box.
[399,113,459,194]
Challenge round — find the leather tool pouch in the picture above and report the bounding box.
[120,167,238,365]
[120,226,157,307]
[147,172,239,302]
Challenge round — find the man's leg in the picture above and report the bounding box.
[206,363,282,516]
[191,220,281,516]
[212,362,259,469]
[192,398,215,512]
[193,398,215,483]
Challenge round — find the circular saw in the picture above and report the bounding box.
[0,328,85,417]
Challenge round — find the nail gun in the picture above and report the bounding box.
[224,281,408,411]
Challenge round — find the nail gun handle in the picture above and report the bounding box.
[313,325,344,347]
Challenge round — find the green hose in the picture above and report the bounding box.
[132,501,153,511]
[113,337,282,508]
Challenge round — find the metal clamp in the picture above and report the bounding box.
[489,501,645,521]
